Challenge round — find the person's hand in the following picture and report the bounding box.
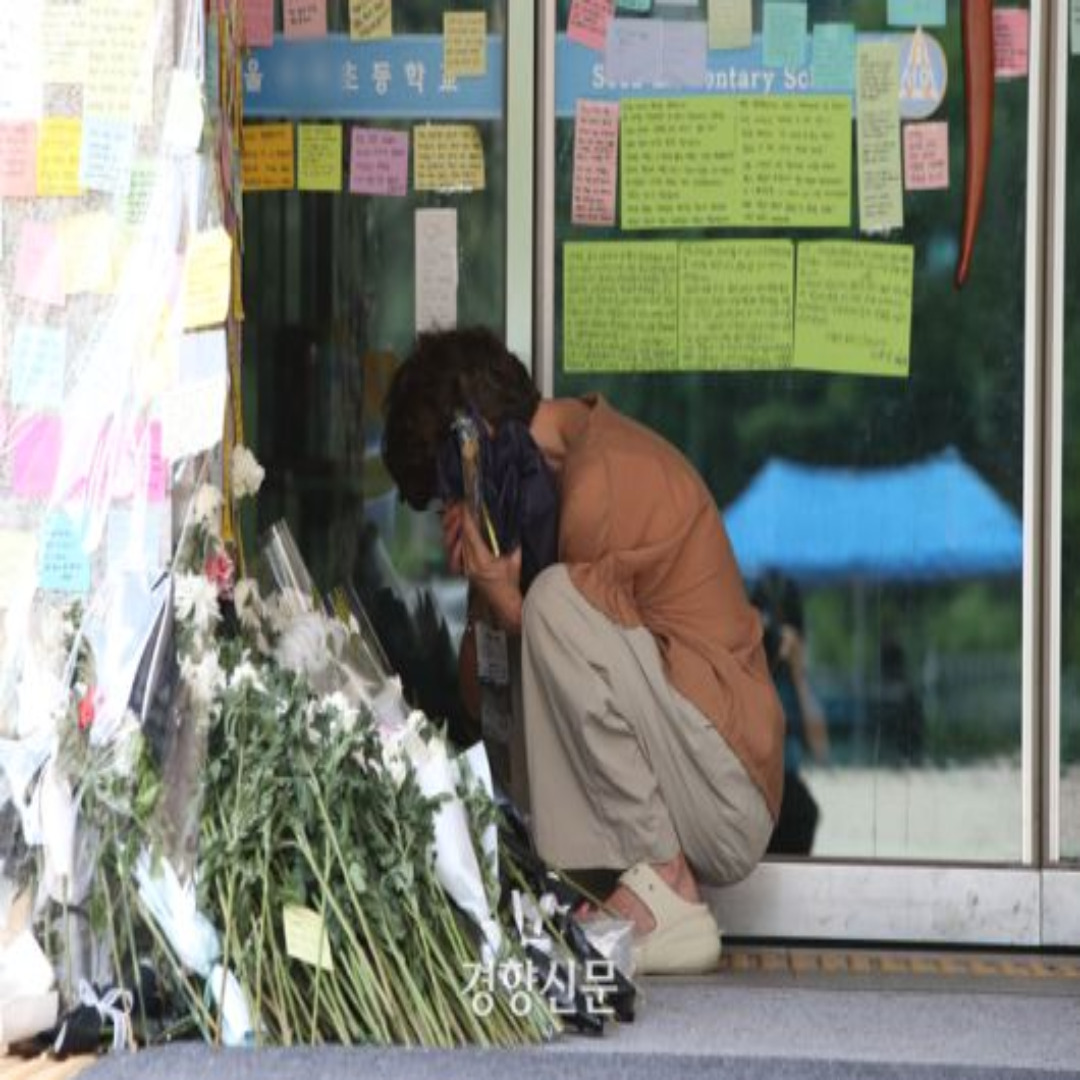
[779,625,806,680]
[440,502,465,575]
[460,510,523,633]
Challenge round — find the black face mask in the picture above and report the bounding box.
[435,411,560,594]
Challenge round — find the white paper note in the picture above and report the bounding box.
[415,209,458,334]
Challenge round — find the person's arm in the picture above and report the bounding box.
[458,511,523,635]
[781,627,830,764]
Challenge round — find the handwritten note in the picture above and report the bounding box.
[572,101,619,227]
[763,2,807,70]
[413,125,485,192]
[794,241,913,377]
[812,23,856,92]
[162,69,205,152]
[60,212,114,295]
[444,11,487,80]
[242,0,274,48]
[283,906,334,972]
[903,121,949,190]
[661,21,708,89]
[39,513,90,594]
[604,19,663,86]
[563,241,678,371]
[349,0,392,40]
[182,227,233,331]
[123,159,156,225]
[620,96,850,229]
[85,0,154,122]
[79,117,134,193]
[569,0,615,52]
[0,5,43,121]
[107,506,165,573]
[11,325,66,407]
[13,415,62,498]
[856,42,904,233]
[887,0,946,27]
[349,128,408,196]
[242,123,295,191]
[679,241,794,370]
[993,9,1029,79]
[297,123,342,191]
[15,222,65,307]
[37,117,82,197]
[42,1,88,85]
[0,123,38,197]
[415,208,457,333]
[0,533,39,609]
[707,0,752,51]
[160,330,228,460]
[283,0,326,40]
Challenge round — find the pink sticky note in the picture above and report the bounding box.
[283,0,326,39]
[15,221,65,308]
[993,9,1029,79]
[568,0,614,51]
[349,128,409,197]
[13,415,63,499]
[903,121,950,191]
[145,420,168,502]
[242,0,274,47]
[572,100,620,227]
[0,123,37,198]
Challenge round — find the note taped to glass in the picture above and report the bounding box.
[794,241,914,377]
[413,124,485,192]
[443,11,487,79]
[563,241,678,371]
[297,123,342,191]
[182,227,233,331]
[678,241,794,370]
[856,42,904,233]
[243,123,296,191]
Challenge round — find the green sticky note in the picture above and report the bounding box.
[707,0,751,50]
[794,241,914,377]
[283,905,335,972]
[762,1,807,69]
[812,23,856,91]
[856,42,904,233]
[678,241,794,371]
[563,241,678,371]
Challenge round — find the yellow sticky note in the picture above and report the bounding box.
[413,125,485,192]
[60,212,114,295]
[0,532,39,609]
[348,0,391,40]
[242,123,295,191]
[37,118,83,197]
[283,906,334,972]
[443,11,487,79]
[297,124,343,192]
[182,227,233,331]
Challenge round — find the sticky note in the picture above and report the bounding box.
[242,123,295,191]
[413,125,485,192]
[11,326,66,407]
[569,0,615,52]
[79,117,134,193]
[60,212,114,295]
[15,222,65,307]
[679,241,794,370]
[349,127,408,196]
[993,10,1029,79]
[0,123,38,197]
[85,0,154,123]
[39,513,91,594]
[572,100,619,227]
[812,23,856,92]
[13,415,63,498]
[37,117,82,197]
[903,121,949,190]
[763,2,807,70]
[794,241,914,377]
[283,906,334,972]
[42,1,89,85]
[107,506,165,573]
[0,533,39,609]
[349,0,392,40]
[182,227,233,331]
[0,6,43,121]
[856,42,904,233]
[707,0,752,51]
[283,0,326,40]
[444,11,487,80]
[617,0,652,11]
[242,0,274,48]
[123,159,156,225]
[661,21,708,89]
[160,331,228,460]
[162,69,205,152]
[604,19,663,86]
[415,208,457,333]
[887,0,946,27]
[563,241,678,371]
[297,124,342,191]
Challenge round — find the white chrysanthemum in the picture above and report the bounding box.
[191,484,224,532]
[228,657,266,694]
[174,572,222,639]
[231,444,265,500]
[181,649,224,709]
[379,710,432,786]
[233,579,263,632]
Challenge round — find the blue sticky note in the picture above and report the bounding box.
[616,0,653,12]
[887,0,947,28]
[80,117,135,194]
[762,2,807,70]
[812,23,856,92]
[11,326,66,408]
[39,514,91,594]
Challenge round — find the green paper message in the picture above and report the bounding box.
[794,241,914,377]
[563,241,678,371]
[679,241,794,370]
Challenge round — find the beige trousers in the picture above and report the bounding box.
[520,565,773,887]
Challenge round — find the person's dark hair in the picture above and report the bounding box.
[381,327,541,509]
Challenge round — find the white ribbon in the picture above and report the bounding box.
[54,979,134,1053]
